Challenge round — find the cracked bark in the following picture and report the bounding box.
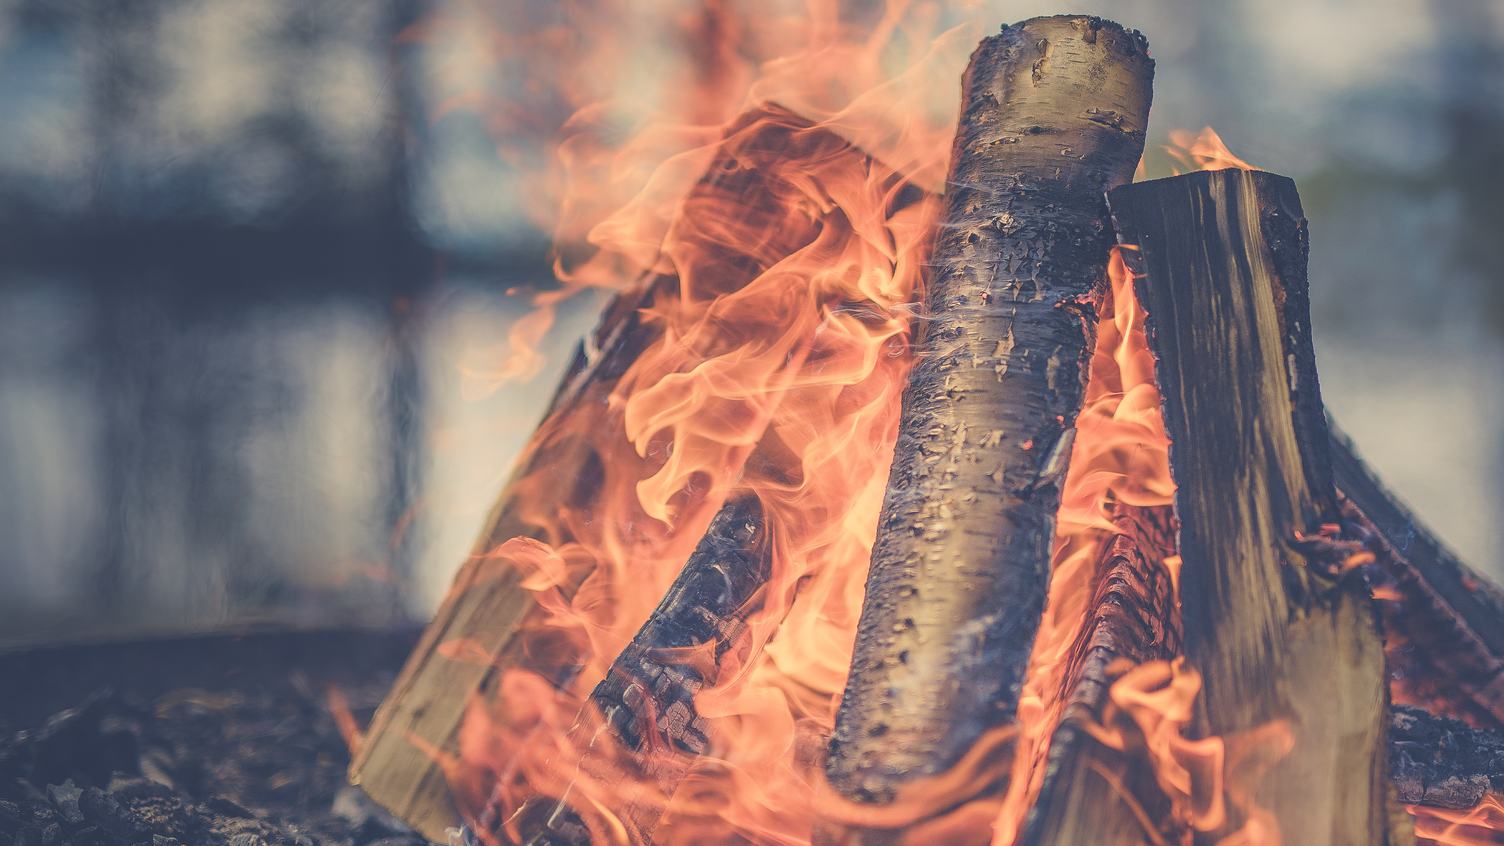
[825,14,1153,816]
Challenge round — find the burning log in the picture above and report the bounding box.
[487,495,771,844]
[826,14,1154,811]
[1017,506,1183,846]
[1107,170,1394,842]
[1331,427,1504,727]
[351,105,841,842]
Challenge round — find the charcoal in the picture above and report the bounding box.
[42,784,80,826]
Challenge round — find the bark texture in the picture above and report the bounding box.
[1330,425,1504,727]
[826,15,1153,807]
[1109,170,1397,845]
[1018,507,1182,846]
[351,106,838,842]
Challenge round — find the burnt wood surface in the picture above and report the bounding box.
[1390,706,1504,810]
[1330,426,1504,727]
[488,496,771,845]
[1018,507,1183,846]
[826,15,1154,812]
[351,106,839,841]
[1109,170,1396,844]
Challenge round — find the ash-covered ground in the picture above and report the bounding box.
[0,628,430,846]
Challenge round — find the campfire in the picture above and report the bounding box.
[344,13,1504,846]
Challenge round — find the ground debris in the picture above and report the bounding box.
[0,631,426,846]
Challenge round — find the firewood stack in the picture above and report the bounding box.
[349,13,1504,846]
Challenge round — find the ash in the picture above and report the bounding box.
[0,628,429,846]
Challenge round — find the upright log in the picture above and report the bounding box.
[351,106,841,842]
[826,15,1153,812]
[1109,170,1398,844]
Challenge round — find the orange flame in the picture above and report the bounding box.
[1166,126,1257,173]
[409,0,1474,837]
[989,244,1177,844]
[415,4,974,842]
[1414,796,1504,845]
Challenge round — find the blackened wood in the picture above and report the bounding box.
[1018,507,1182,846]
[1390,706,1504,810]
[488,497,771,845]
[827,15,1153,808]
[352,106,838,842]
[1330,426,1504,726]
[1109,170,1395,844]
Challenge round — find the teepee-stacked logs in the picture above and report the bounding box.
[826,14,1154,815]
[1108,170,1396,845]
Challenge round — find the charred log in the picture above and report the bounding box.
[1330,426,1504,727]
[489,496,771,845]
[1109,170,1395,844]
[1390,706,1504,810]
[1019,506,1182,846]
[827,14,1154,812]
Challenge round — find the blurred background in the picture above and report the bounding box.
[1,0,1500,643]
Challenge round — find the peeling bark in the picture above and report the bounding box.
[826,15,1153,811]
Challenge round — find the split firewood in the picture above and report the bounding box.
[1017,506,1183,846]
[1330,426,1504,727]
[826,14,1154,816]
[1108,170,1396,844]
[350,105,843,842]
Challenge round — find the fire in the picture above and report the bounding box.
[1413,796,1504,845]
[988,244,1178,845]
[1166,126,1257,173]
[390,0,1504,838]
[412,3,969,843]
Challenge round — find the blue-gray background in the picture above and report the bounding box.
[2,0,1499,642]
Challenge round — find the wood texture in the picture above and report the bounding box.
[826,15,1154,810]
[350,106,841,842]
[1330,426,1504,727]
[1018,507,1182,846]
[1108,169,1397,845]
